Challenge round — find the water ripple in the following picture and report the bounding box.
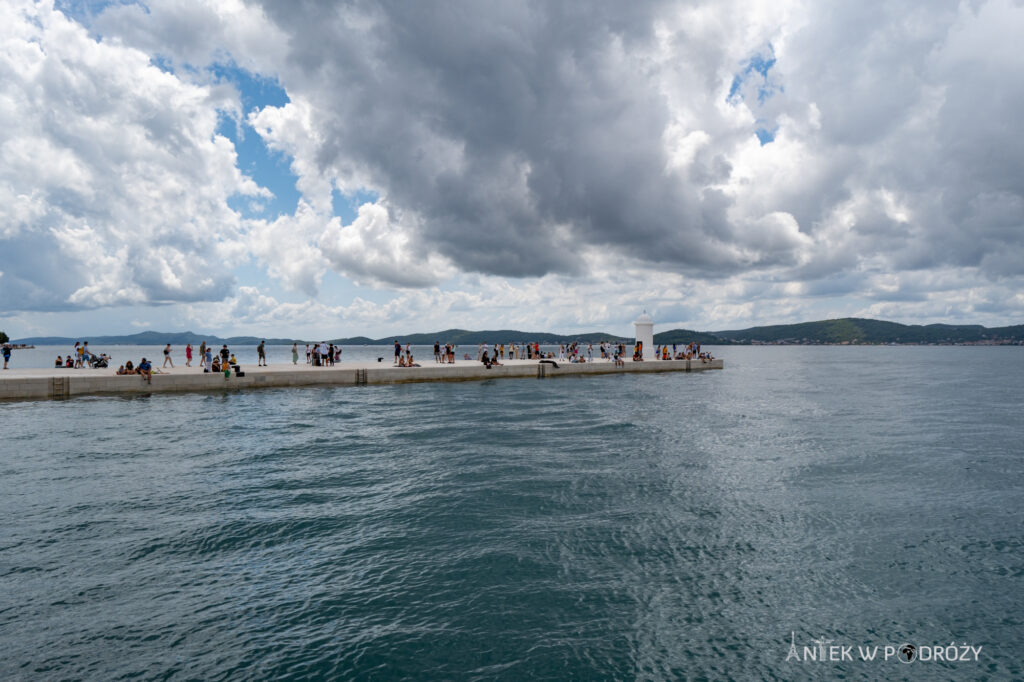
[1,347,1022,679]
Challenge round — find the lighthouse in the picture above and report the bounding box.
[633,310,654,361]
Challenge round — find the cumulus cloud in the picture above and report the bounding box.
[3,0,1023,332]
[236,0,1024,292]
[0,0,269,310]
[319,201,455,288]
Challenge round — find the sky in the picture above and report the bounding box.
[1,0,1023,340]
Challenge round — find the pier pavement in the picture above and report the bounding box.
[0,357,723,402]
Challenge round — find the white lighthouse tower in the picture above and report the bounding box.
[633,310,654,361]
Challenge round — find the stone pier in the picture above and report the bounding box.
[0,357,723,402]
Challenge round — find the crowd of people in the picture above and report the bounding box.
[1,337,716,375]
[45,342,113,369]
[303,342,341,366]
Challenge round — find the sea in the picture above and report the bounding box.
[1,345,1021,680]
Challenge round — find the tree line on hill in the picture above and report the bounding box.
[7,317,1024,347]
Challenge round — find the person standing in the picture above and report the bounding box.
[394,340,401,365]
[204,346,213,372]
[291,343,299,365]
[185,343,193,367]
[1,342,11,369]
[434,341,441,363]
[163,343,174,368]
[306,344,312,364]
[257,340,267,366]
[220,344,230,366]
[199,341,207,369]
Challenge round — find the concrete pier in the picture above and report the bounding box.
[0,357,723,402]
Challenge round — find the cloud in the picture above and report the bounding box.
[0,0,272,311]
[319,201,455,288]
[3,0,1023,332]
[236,0,1024,292]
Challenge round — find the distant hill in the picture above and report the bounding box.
[12,328,633,347]
[11,331,299,347]
[330,329,632,345]
[653,328,735,345]
[713,318,1024,344]
[10,318,1023,347]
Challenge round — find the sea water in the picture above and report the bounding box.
[1,346,1021,679]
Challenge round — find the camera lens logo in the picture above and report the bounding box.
[898,644,917,663]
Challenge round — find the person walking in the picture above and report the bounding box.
[291,343,299,365]
[257,340,267,366]
[163,343,174,368]
[199,341,207,369]
[185,343,193,367]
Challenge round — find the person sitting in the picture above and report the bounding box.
[481,350,492,368]
[137,357,153,384]
[229,353,239,367]
[407,353,421,368]
[55,356,64,367]
[211,357,221,373]
[65,355,74,367]
[124,360,134,373]
[398,355,407,367]
[116,365,129,375]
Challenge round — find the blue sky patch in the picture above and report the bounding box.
[755,127,777,145]
[727,44,779,104]
[55,0,137,24]
[212,66,299,219]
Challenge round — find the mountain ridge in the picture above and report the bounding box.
[9,317,1024,346]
